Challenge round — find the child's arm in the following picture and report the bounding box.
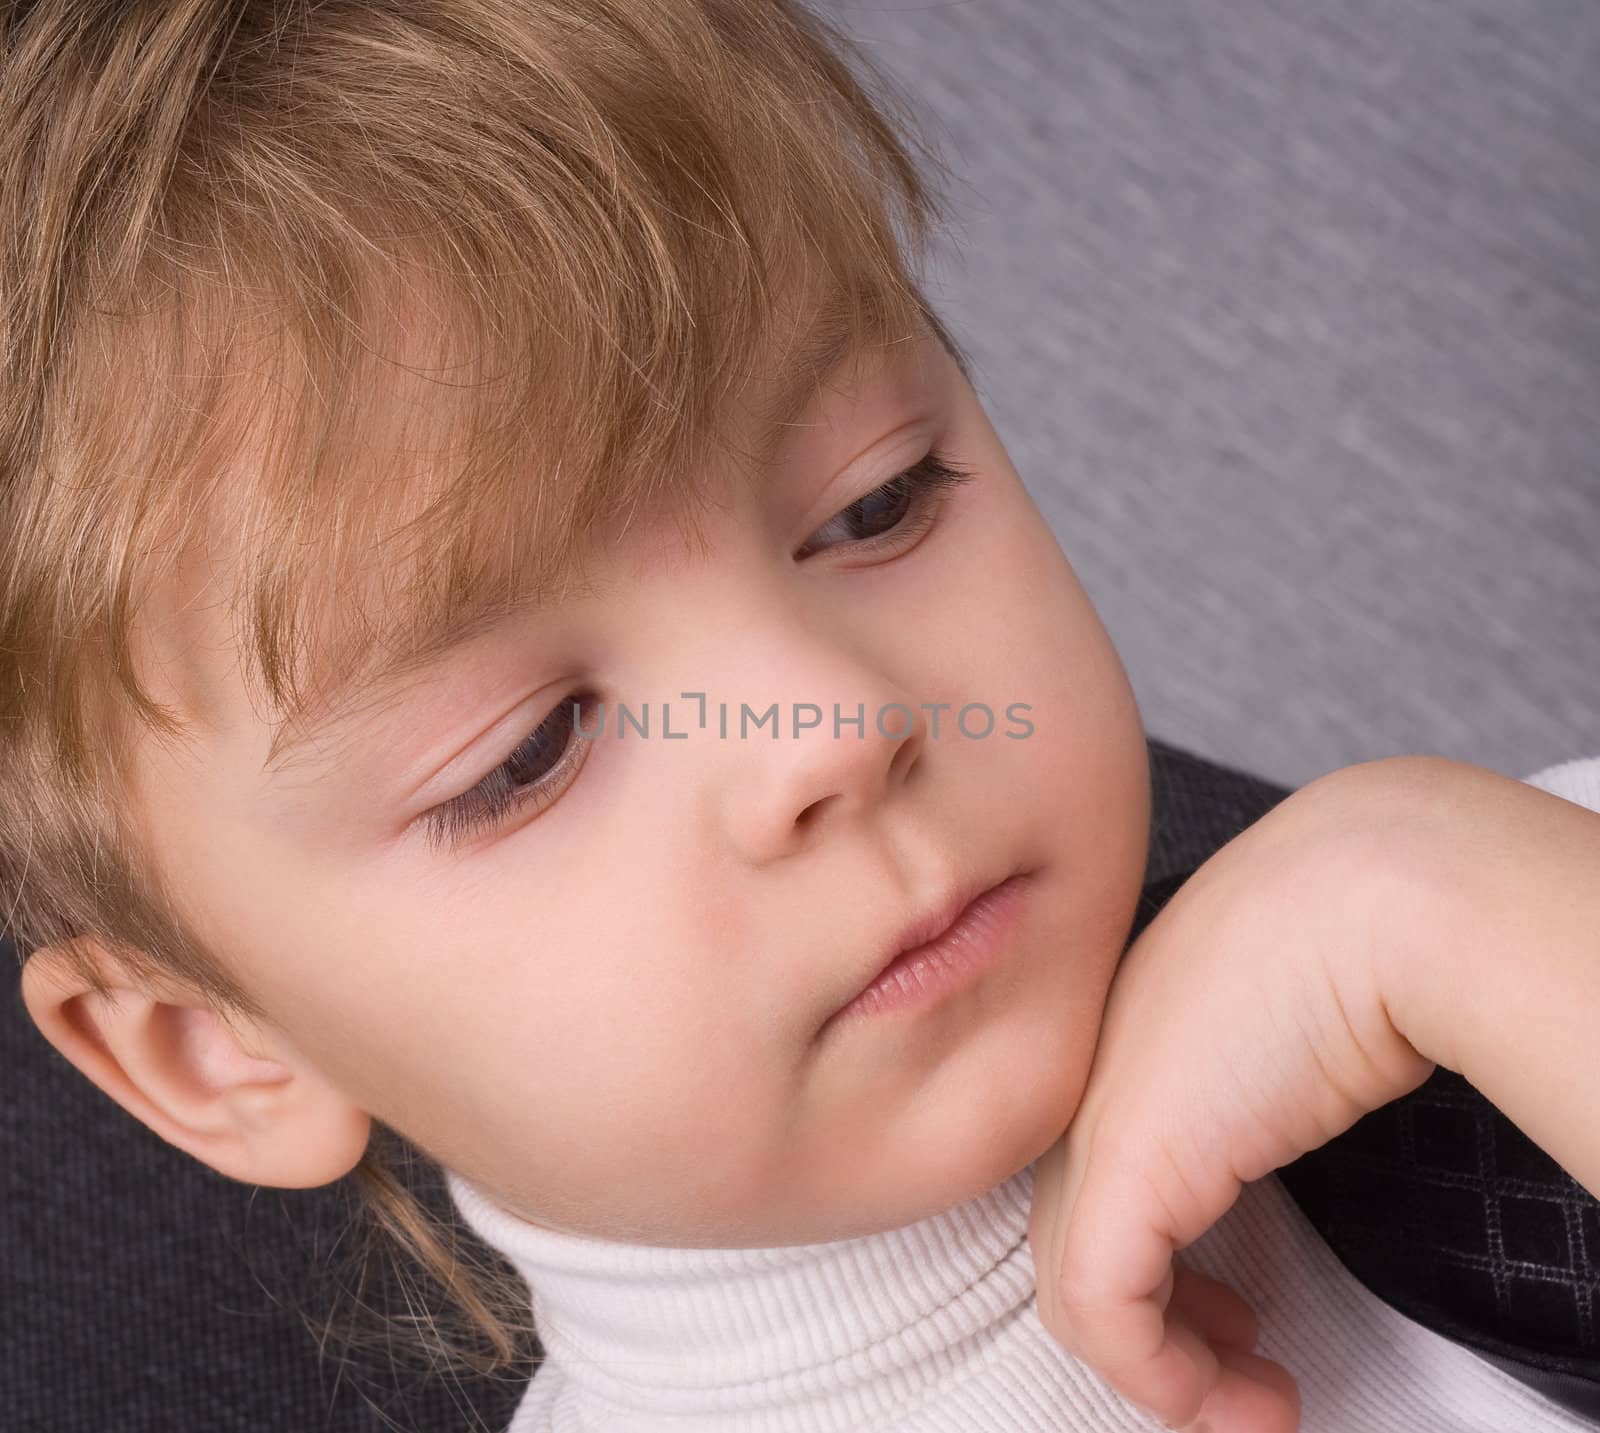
[1025,754,1600,1433]
[1375,755,1600,1203]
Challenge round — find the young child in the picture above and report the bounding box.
[2,3,1596,1431]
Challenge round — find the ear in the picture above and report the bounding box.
[19,939,371,1190]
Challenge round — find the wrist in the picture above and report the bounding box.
[1340,824,1451,1082]
[1354,757,1600,1200]
[1340,754,1600,1090]
[1294,760,1450,1091]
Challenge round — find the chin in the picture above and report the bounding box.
[1004,1037,1096,1176]
[931,1076,1085,1214]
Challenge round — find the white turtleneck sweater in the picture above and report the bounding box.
[444,754,1600,1433]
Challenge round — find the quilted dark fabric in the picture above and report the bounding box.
[3,734,1598,1430]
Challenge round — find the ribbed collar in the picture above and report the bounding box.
[443,1160,1046,1427]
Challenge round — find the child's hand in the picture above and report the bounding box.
[1026,761,1440,1433]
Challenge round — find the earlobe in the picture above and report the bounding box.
[18,941,372,1190]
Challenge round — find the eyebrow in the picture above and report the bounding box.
[264,298,973,776]
[751,293,974,464]
[261,594,567,776]
[748,294,864,463]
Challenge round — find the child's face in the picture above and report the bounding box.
[122,319,1151,1247]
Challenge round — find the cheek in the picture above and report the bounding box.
[947,483,1139,760]
[954,480,1151,923]
[375,847,791,1200]
[441,986,790,1240]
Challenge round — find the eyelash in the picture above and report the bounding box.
[791,448,977,560]
[421,447,977,852]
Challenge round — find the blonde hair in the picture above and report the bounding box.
[1,0,970,1402]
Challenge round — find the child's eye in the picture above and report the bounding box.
[418,451,977,853]
[794,447,977,560]
[422,692,597,852]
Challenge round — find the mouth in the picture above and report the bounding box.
[819,868,1032,1037]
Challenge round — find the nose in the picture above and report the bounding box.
[730,688,928,860]
[682,597,931,863]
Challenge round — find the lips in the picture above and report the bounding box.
[835,869,1020,1019]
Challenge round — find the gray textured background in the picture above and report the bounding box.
[818,0,1600,791]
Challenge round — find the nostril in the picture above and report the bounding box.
[795,794,832,828]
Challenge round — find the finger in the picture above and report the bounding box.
[1168,1262,1259,1355]
[1048,1163,1212,1420]
[1036,1164,1285,1428]
[1027,1124,1097,1330]
[1071,1314,1215,1429]
[1047,1271,1202,1423]
[1177,1343,1302,1433]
